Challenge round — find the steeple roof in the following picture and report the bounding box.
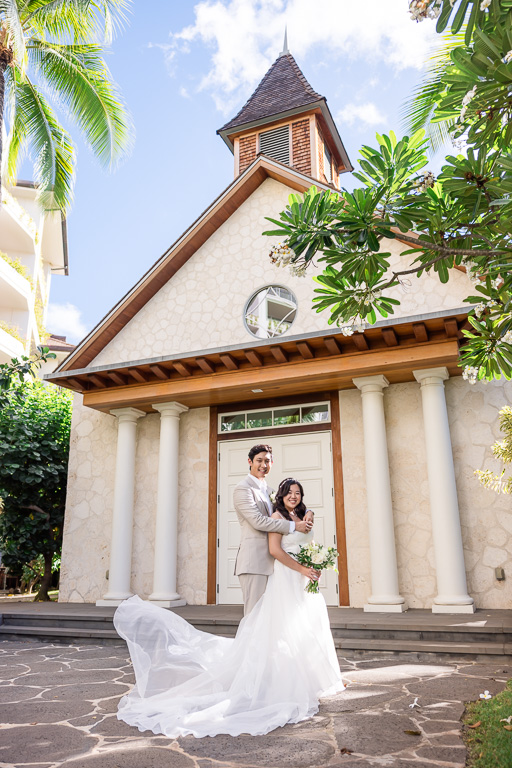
[218,52,323,133]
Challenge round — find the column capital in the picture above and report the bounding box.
[151,401,189,417]
[413,367,449,387]
[352,374,389,393]
[110,407,146,423]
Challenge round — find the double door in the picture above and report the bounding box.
[217,431,338,604]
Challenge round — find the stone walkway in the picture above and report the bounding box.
[0,640,509,768]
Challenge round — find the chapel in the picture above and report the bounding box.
[48,43,512,613]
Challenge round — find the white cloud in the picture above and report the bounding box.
[164,0,438,113]
[337,101,387,127]
[46,302,88,344]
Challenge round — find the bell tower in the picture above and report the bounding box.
[217,34,352,187]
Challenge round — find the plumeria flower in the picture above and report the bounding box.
[502,331,512,345]
[504,50,512,64]
[479,690,492,699]
[480,0,491,9]
[463,366,480,385]
[500,716,512,724]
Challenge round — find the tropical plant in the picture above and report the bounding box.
[0,377,72,601]
[475,405,512,492]
[0,0,133,212]
[263,0,512,383]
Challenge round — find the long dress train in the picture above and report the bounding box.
[113,529,344,738]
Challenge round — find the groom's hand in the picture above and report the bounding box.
[304,509,314,523]
[295,519,313,534]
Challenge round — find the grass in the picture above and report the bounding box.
[463,679,512,767]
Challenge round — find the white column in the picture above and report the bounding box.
[353,375,407,612]
[149,401,189,607]
[413,367,474,613]
[97,407,145,606]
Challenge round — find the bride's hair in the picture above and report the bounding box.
[274,478,307,520]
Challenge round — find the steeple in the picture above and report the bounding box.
[217,43,352,186]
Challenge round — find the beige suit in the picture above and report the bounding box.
[233,474,290,614]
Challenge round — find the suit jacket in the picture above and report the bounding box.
[233,474,290,576]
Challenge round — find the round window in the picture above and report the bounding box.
[244,285,298,339]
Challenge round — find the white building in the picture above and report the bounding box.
[48,48,511,613]
[0,181,68,365]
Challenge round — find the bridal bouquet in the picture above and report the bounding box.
[296,541,338,593]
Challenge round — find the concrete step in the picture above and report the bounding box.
[335,637,509,655]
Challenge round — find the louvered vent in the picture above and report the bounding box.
[259,125,290,165]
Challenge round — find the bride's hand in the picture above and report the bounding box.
[295,518,313,534]
[301,566,321,581]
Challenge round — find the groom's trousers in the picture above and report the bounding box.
[239,574,268,616]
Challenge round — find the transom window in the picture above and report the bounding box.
[219,402,330,433]
[244,285,297,339]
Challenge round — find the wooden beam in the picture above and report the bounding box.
[67,377,87,391]
[89,374,108,388]
[382,328,398,347]
[244,349,263,367]
[296,341,314,360]
[413,322,429,343]
[330,392,349,606]
[172,361,192,377]
[207,406,218,604]
[196,357,215,374]
[220,353,239,371]
[150,364,169,380]
[444,318,459,337]
[323,337,342,356]
[83,340,460,412]
[129,369,149,383]
[270,345,288,363]
[107,371,128,386]
[352,334,369,351]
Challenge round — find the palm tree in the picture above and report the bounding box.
[0,0,133,212]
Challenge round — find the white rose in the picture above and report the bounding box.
[311,552,324,565]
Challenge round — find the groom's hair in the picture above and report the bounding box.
[248,444,272,461]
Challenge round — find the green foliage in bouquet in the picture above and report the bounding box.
[296,541,339,594]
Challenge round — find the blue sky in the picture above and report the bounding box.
[44,0,441,344]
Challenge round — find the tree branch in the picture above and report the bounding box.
[393,231,510,257]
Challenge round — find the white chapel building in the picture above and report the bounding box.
[48,48,512,613]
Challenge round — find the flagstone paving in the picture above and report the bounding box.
[0,639,509,768]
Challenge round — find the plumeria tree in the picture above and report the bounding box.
[475,404,512,491]
[0,0,133,212]
[264,0,512,383]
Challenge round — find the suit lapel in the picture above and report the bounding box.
[246,475,271,516]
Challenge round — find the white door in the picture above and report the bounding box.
[218,431,338,605]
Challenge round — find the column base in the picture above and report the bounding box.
[96,596,132,607]
[364,602,408,613]
[432,603,475,614]
[149,598,187,608]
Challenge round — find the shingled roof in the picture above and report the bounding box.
[218,52,323,133]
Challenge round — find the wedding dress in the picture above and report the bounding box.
[113,529,344,738]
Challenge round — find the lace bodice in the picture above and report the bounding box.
[281,528,314,555]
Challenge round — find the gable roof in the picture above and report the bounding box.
[56,156,334,373]
[219,53,322,133]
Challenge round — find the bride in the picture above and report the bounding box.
[113,477,344,738]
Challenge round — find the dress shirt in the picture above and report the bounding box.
[249,474,295,533]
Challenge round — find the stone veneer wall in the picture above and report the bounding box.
[340,378,512,609]
[59,396,209,604]
[91,178,474,369]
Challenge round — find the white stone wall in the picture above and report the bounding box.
[340,378,512,609]
[59,396,209,604]
[90,178,472,369]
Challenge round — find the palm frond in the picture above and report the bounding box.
[23,0,129,44]
[28,38,133,167]
[401,32,465,157]
[12,68,75,210]
[2,65,29,184]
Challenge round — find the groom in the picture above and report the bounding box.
[233,443,314,615]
